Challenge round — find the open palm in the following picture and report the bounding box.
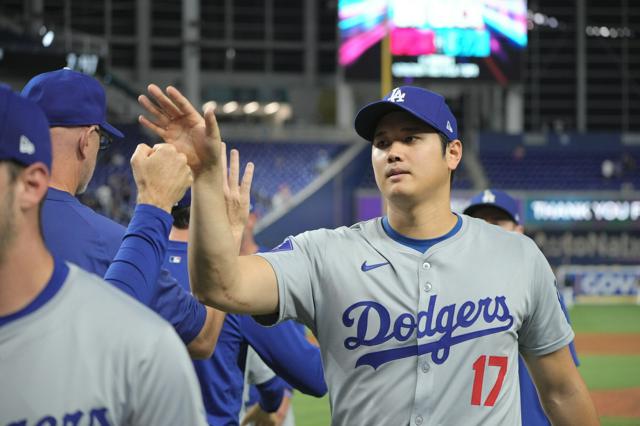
[138,84,220,176]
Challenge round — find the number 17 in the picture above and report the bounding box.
[471,355,508,407]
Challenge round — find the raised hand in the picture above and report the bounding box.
[138,84,221,177]
[130,143,192,213]
[220,142,254,252]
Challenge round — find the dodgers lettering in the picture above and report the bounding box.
[7,408,110,426]
[342,295,514,369]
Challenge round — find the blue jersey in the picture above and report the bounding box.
[164,240,327,425]
[42,188,206,344]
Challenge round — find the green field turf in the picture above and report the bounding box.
[292,305,640,425]
[568,305,640,334]
[292,393,330,426]
[579,355,640,390]
[601,418,640,426]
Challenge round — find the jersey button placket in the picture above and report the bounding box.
[414,257,434,426]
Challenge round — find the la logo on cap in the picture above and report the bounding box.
[19,135,35,155]
[387,88,405,103]
[446,121,453,133]
[481,190,495,203]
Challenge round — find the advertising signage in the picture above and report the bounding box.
[525,198,640,230]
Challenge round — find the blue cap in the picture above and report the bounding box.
[175,188,191,209]
[0,85,51,169]
[354,86,458,142]
[463,189,521,225]
[21,68,124,139]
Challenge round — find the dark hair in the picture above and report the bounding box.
[438,133,456,188]
[171,206,190,229]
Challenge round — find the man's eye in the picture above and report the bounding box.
[403,136,416,143]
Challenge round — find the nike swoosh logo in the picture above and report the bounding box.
[361,261,390,272]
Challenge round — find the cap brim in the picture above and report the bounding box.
[463,203,517,224]
[354,101,407,142]
[101,122,124,139]
[354,100,443,142]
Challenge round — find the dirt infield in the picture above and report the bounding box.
[590,388,640,418]
[575,333,640,354]
[576,333,640,419]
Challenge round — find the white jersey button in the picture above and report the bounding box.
[421,362,430,373]
[415,415,424,425]
[423,282,432,292]
[422,262,431,270]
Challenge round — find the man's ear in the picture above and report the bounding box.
[446,139,463,171]
[78,127,93,159]
[17,162,50,210]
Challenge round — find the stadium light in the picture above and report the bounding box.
[202,100,217,112]
[42,30,55,47]
[243,101,260,114]
[222,101,239,114]
[263,102,280,115]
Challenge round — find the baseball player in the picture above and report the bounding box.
[463,189,581,426]
[0,85,207,425]
[139,84,599,425]
[164,157,327,425]
[21,68,222,359]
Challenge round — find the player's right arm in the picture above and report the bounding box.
[138,84,279,315]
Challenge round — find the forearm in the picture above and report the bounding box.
[186,306,226,359]
[190,172,241,309]
[525,348,599,426]
[541,381,599,426]
[104,204,172,304]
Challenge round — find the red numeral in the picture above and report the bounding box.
[471,355,508,407]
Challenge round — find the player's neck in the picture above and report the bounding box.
[386,197,457,240]
[48,175,79,195]
[49,155,82,195]
[0,231,54,317]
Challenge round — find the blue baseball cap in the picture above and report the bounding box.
[21,68,124,139]
[0,85,51,169]
[463,189,521,225]
[354,86,458,142]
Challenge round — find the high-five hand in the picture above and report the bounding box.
[220,142,254,252]
[138,84,221,177]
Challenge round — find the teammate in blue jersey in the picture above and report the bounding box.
[0,86,207,425]
[139,84,599,425]
[163,148,326,425]
[463,189,581,426]
[21,68,221,358]
[241,207,298,426]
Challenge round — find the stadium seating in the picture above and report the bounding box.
[479,133,640,190]
[83,124,350,224]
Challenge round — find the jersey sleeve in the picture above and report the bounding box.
[149,269,207,344]
[241,316,327,397]
[518,242,575,357]
[255,376,287,413]
[104,204,173,304]
[255,231,326,330]
[129,325,207,425]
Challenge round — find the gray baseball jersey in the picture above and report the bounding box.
[0,262,207,426]
[258,215,573,426]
